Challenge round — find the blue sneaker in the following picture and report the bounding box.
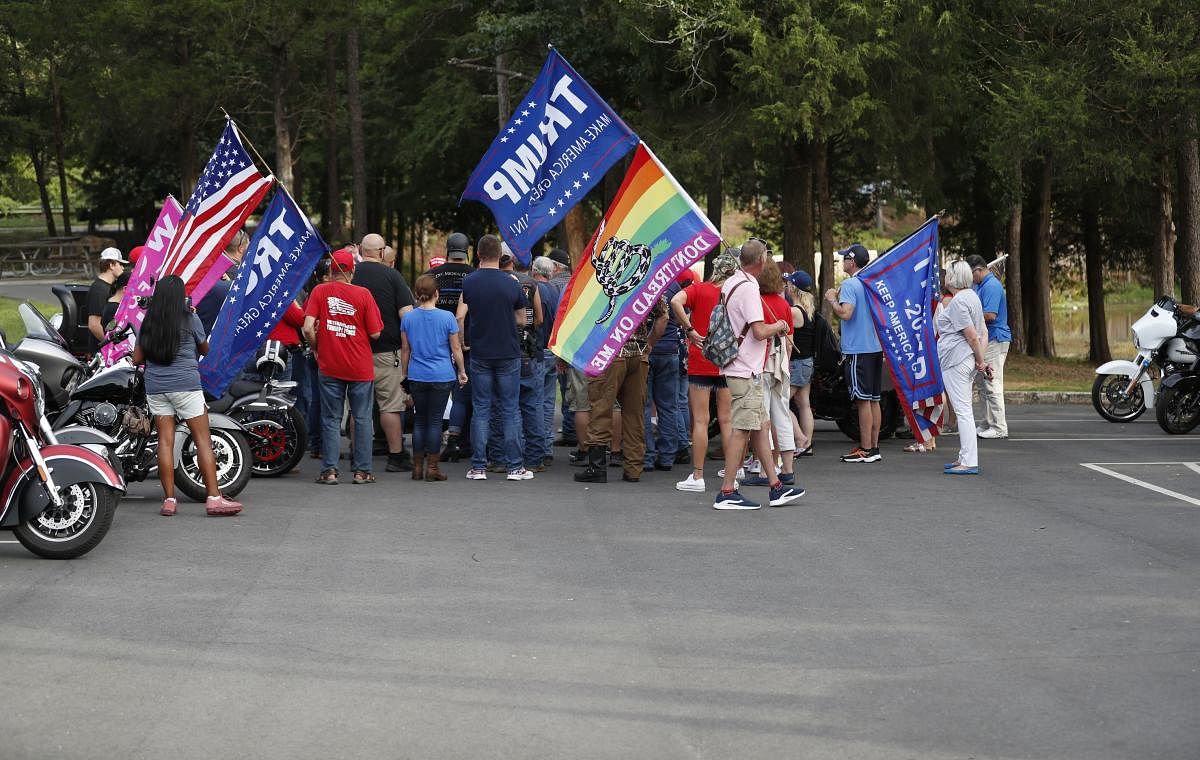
[779,473,794,485]
[712,490,761,510]
[943,462,960,470]
[944,465,979,475]
[768,483,806,507]
[740,475,771,487]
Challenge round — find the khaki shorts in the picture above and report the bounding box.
[373,352,409,412]
[566,367,591,413]
[726,374,766,431]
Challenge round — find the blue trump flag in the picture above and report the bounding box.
[200,187,327,397]
[857,217,946,444]
[461,49,639,265]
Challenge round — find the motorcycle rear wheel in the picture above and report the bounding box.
[834,391,902,441]
[1091,374,1146,422]
[174,428,253,502]
[1155,384,1200,434]
[237,406,306,478]
[14,482,118,560]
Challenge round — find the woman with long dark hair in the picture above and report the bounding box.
[132,276,243,517]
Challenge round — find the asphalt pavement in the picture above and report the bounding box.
[1,405,1197,759]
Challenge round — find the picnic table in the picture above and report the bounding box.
[0,236,111,279]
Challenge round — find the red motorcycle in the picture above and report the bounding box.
[0,348,124,559]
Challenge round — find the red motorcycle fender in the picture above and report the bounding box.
[0,445,126,526]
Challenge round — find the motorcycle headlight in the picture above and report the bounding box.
[19,362,46,420]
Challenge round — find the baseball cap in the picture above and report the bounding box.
[128,246,148,266]
[548,249,571,268]
[99,247,129,264]
[785,270,813,290]
[330,247,356,273]
[499,242,515,263]
[446,232,469,260]
[838,243,870,268]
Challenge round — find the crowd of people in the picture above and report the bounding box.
[86,227,1011,514]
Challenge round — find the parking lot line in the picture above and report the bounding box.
[1011,437,1199,442]
[1080,462,1200,507]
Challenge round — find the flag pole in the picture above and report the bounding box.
[219,107,277,181]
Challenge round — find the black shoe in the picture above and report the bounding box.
[569,449,588,466]
[553,437,578,448]
[386,453,412,472]
[542,456,553,468]
[574,446,608,483]
[622,473,640,482]
[608,451,623,468]
[674,449,691,465]
[797,446,814,458]
[654,462,672,472]
[440,434,460,462]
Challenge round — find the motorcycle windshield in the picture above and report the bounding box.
[18,302,70,350]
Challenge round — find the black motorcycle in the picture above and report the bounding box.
[808,359,903,441]
[1154,311,1200,434]
[206,340,307,477]
[12,303,253,502]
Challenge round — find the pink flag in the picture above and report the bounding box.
[101,197,183,365]
[190,253,234,305]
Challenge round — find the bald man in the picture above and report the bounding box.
[352,233,417,472]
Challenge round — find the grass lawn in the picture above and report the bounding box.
[0,295,62,344]
[1005,352,1093,393]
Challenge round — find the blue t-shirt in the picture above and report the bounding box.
[837,276,881,354]
[973,272,1011,343]
[462,268,523,360]
[536,280,560,351]
[142,313,207,395]
[651,281,683,355]
[401,308,459,382]
[195,278,231,336]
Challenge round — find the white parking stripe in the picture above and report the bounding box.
[1080,463,1200,507]
[1009,437,1198,442]
[1186,463,1200,477]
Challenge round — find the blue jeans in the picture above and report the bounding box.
[558,370,575,442]
[643,352,681,467]
[302,354,322,452]
[410,381,454,456]
[519,356,545,467]
[449,366,472,435]
[318,373,374,474]
[470,356,521,471]
[541,349,557,456]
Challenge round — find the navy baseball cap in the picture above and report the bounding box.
[838,243,870,268]
[785,270,813,290]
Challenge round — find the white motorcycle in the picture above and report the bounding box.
[1092,296,1196,422]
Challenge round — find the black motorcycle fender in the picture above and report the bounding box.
[1160,372,1200,392]
[54,425,118,448]
[11,446,126,525]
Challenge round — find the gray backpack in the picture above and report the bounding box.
[701,279,752,368]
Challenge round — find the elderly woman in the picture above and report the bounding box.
[938,260,989,475]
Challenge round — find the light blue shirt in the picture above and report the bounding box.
[401,308,458,383]
[837,276,881,354]
[973,272,1011,343]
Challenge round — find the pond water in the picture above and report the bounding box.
[1052,301,1145,358]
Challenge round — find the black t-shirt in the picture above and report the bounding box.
[352,261,415,353]
[513,271,537,358]
[427,261,474,315]
[86,277,112,352]
[461,268,523,360]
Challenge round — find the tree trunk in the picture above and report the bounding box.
[323,32,341,241]
[815,139,835,318]
[1082,189,1110,364]
[1005,164,1025,354]
[8,34,55,236]
[1027,154,1055,357]
[272,46,295,192]
[1177,124,1200,304]
[50,65,71,235]
[781,139,813,272]
[704,150,723,279]
[972,158,996,260]
[346,26,367,242]
[1152,152,1175,299]
[495,53,510,130]
[176,37,197,196]
[564,205,586,261]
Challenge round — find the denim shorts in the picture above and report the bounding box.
[789,357,813,388]
[147,390,207,420]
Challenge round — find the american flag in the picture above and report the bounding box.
[159,121,273,293]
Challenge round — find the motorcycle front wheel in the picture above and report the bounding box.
[14,482,118,560]
[1155,383,1200,434]
[1091,374,1147,422]
[174,428,253,502]
[236,406,306,478]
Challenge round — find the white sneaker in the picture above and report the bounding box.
[675,473,705,492]
[717,467,746,479]
[745,457,761,474]
[977,428,1007,439]
[506,468,534,480]
[465,468,488,480]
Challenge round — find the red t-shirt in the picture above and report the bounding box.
[682,281,722,377]
[304,281,383,382]
[268,303,305,346]
[760,293,793,337]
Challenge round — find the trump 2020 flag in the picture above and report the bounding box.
[160,120,274,294]
[199,187,326,397]
[461,49,638,265]
[858,217,945,443]
[550,142,720,376]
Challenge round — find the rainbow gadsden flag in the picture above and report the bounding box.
[550,142,721,376]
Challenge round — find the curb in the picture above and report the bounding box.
[1005,391,1089,405]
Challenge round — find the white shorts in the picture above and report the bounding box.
[147,390,207,420]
